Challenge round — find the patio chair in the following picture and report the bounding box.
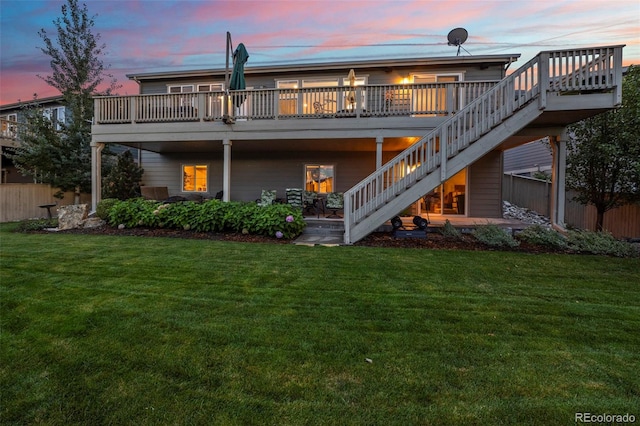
[325,192,344,218]
[285,188,304,209]
[257,189,277,206]
[302,190,318,215]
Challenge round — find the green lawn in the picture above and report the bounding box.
[1,223,639,425]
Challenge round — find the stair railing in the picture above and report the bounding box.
[343,45,623,244]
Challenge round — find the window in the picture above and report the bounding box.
[1,114,17,138]
[277,80,299,115]
[168,85,194,93]
[197,83,224,92]
[302,79,339,114]
[198,83,225,117]
[168,85,196,110]
[182,164,208,192]
[305,164,334,194]
[412,73,463,116]
[423,169,466,215]
[43,107,65,130]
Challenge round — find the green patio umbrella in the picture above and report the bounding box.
[229,43,249,107]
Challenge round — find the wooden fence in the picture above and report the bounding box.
[0,183,91,223]
[503,174,640,239]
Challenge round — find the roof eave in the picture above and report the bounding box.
[127,54,521,81]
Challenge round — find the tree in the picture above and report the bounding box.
[566,65,640,231]
[9,0,119,203]
[102,150,144,200]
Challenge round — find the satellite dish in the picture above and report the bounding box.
[447,28,469,56]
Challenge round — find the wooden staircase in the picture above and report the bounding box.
[343,46,624,244]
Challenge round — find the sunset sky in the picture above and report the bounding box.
[1,0,638,105]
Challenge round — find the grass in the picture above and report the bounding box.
[1,223,639,425]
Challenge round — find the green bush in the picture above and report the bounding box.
[516,225,568,250]
[96,198,119,220]
[472,224,520,248]
[107,198,160,228]
[102,198,306,239]
[440,219,462,240]
[566,229,639,257]
[250,203,306,239]
[14,218,58,232]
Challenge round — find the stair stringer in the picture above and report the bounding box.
[345,101,545,244]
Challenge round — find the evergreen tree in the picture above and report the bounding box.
[566,65,640,231]
[102,150,144,200]
[9,0,119,203]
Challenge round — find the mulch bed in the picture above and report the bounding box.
[56,225,567,254]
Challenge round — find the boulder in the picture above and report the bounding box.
[82,217,105,228]
[57,204,89,230]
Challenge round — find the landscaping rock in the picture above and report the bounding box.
[82,217,105,228]
[57,204,89,230]
[502,201,550,226]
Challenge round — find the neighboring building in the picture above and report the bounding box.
[0,96,67,184]
[91,45,624,244]
[504,138,552,178]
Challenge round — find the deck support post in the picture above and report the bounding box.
[222,139,232,202]
[91,142,105,212]
[376,136,384,169]
[550,131,567,230]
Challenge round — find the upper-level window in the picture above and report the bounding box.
[43,107,65,130]
[198,83,224,92]
[276,80,299,115]
[412,73,464,115]
[1,113,18,139]
[168,85,194,93]
[302,79,339,114]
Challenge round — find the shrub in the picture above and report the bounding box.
[14,218,57,232]
[96,198,119,220]
[472,224,520,248]
[102,150,144,200]
[225,202,261,234]
[103,198,306,239]
[566,229,639,257]
[108,198,160,228]
[440,219,462,240]
[516,225,567,250]
[249,203,306,239]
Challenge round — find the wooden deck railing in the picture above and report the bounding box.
[94,81,498,124]
[343,45,624,243]
[1,118,20,140]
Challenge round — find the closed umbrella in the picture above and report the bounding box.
[346,69,356,109]
[230,43,249,108]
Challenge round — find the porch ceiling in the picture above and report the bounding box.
[117,137,416,154]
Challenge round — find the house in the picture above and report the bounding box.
[90,45,625,244]
[0,96,68,184]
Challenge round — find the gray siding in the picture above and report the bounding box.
[503,139,552,174]
[140,149,379,202]
[468,150,503,218]
[138,63,505,94]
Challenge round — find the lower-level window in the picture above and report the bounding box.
[423,169,466,215]
[305,164,334,194]
[182,164,208,192]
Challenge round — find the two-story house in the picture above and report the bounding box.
[90,45,624,244]
[1,96,67,184]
